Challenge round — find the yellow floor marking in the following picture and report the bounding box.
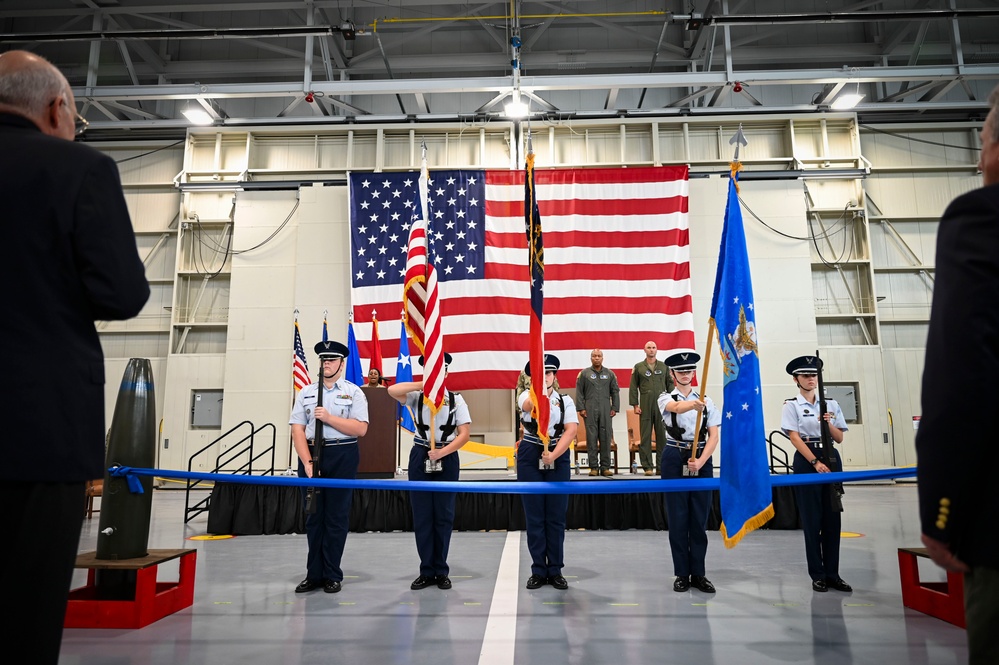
[188,534,234,540]
[841,531,864,538]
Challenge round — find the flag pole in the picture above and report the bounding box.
[691,125,748,471]
[290,308,301,470]
[688,321,716,470]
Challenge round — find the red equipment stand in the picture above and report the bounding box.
[65,548,197,629]
[897,546,966,628]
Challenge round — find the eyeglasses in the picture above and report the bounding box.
[49,96,89,136]
[73,112,89,136]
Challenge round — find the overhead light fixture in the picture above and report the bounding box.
[504,90,530,119]
[182,107,213,125]
[504,99,529,119]
[339,20,356,40]
[831,93,864,110]
[831,77,864,110]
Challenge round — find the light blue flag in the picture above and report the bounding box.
[710,172,774,548]
[346,320,364,386]
[395,320,415,432]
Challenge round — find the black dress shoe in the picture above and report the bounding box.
[828,578,853,592]
[549,575,569,590]
[673,576,690,592]
[411,575,437,590]
[324,579,341,593]
[295,578,321,593]
[812,579,828,592]
[690,575,716,593]
[526,574,547,589]
[436,575,452,590]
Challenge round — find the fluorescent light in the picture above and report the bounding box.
[830,93,864,110]
[503,99,530,118]
[182,108,213,125]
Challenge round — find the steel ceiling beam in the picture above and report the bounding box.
[69,63,999,101]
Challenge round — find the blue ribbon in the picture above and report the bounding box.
[111,465,916,495]
[109,465,146,494]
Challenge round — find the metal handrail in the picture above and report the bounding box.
[184,421,277,523]
[768,429,794,475]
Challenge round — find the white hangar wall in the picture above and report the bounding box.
[92,113,982,473]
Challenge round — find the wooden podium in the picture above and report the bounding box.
[358,386,397,478]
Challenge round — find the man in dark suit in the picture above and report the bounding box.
[917,83,999,665]
[0,50,149,663]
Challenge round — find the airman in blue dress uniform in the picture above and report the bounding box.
[517,354,579,590]
[780,355,852,593]
[657,351,720,593]
[388,352,471,591]
[289,340,369,594]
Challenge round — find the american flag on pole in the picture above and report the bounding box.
[348,165,693,391]
[292,320,310,392]
[403,153,445,413]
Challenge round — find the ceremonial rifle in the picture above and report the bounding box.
[304,367,324,514]
[815,349,844,511]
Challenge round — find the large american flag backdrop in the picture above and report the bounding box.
[348,165,693,391]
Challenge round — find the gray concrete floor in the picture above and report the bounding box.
[62,482,967,664]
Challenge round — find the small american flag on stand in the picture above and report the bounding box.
[292,319,310,392]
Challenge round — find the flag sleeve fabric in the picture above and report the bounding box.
[370,316,383,375]
[711,173,774,548]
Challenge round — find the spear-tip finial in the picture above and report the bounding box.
[729,124,748,162]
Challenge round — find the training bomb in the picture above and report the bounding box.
[96,358,156,560]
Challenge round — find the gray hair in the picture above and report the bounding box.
[987,85,999,143]
[0,51,67,117]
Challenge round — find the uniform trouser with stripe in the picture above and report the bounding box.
[299,443,359,582]
[584,403,614,471]
[661,445,713,577]
[517,441,571,577]
[792,448,842,581]
[408,444,460,577]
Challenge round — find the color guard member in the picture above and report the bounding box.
[781,355,852,593]
[290,340,369,594]
[658,351,720,593]
[388,353,471,591]
[518,354,578,590]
